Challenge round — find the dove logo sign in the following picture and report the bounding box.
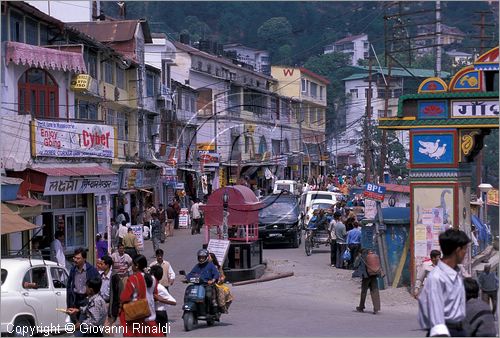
[363,183,386,202]
[411,132,456,166]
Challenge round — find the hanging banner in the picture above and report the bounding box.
[32,119,116,159]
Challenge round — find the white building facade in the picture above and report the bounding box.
[324,34,369,66]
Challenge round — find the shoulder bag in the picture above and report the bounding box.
[122,274,151,321]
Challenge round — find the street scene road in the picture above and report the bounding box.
[151,229,421,337]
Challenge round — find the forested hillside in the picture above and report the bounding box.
[104,1,497,66]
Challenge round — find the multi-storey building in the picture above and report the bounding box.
[324,34,369,66]
[223,43,271,75]
[414,24,466,57]
[1,1,123,258]
[172,41,294,192]
[335,66,450,168]
[271,66,329,180]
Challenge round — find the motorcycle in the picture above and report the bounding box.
[179,270,222,331]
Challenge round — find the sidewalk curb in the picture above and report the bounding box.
[231,272,294,286]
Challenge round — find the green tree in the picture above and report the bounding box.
[182,16,211,42]
[257,17,293,46]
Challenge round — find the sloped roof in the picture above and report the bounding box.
[335,34,367,45]
[69,20,152,43]
[352,66,450,79]
[299,67,330,84]
[173,40,274,81]
[342,73,369,81]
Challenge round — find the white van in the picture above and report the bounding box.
[273,180,299,195]
[299,191,342,225]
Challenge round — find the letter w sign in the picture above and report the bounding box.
[283,69,294,76]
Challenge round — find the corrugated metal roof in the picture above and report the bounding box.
[335,34,367,45]
[342,73,368,81]
[380,183,410,193]
[5,197,50,207]
[69,20,152,43]
[299,67,330,85]
[31,165,116,177]
[353,66,451,79]
[1,176,23,185]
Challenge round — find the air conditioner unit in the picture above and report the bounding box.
[157,84,172,102]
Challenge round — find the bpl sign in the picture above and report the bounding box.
[363,183,386,202]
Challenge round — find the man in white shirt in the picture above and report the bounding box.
[414,250,441,298]
[50,230,66,267]
[190,199,203,235]
[149,248,175,290]
[150,265,176,329]
[117,221,128,246]
[418,228,471,337]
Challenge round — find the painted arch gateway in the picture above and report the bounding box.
[378,47,499,285]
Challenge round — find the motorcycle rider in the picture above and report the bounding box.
[187,249,220,313]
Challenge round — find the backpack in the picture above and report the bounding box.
[365,252,382,276]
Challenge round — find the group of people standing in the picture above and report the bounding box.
[417,228,497,337]
[64,245,177,337]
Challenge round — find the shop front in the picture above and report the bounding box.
[10,165,118,262]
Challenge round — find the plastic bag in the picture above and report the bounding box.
[342,248,351,261]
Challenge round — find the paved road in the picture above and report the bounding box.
[143,228,424,337]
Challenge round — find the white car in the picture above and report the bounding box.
[1,258,70,336]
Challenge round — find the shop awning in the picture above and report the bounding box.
[1,204,38,235]
[31,165,116,177]
[5,41,87,73]
[4,197,50,207]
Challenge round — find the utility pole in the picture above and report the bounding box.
[363,56,373,183]
[298,102,303,182]
[435,1,442,77]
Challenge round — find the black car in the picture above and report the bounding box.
[258,194,301,248]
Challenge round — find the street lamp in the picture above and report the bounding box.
[478,183,493,224]
[222,190,229,240]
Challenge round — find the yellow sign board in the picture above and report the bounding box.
[197,143,215,151]
[487,189,499,206]
[70,74,91,91]
[219,168,226,187]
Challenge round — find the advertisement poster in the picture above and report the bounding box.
[207,239,231,265]
[130,225,144,250]
[179,208,190,228]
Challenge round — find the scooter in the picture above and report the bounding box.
[179,270,221,331]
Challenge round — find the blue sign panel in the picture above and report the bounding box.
[363,183,386,202]
[412,133,455,165]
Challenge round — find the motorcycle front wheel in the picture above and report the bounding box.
[183,312,195,331]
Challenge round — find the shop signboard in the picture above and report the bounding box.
[121,168,159,189]
[487,189,499,206]
[199,151,220,167]
[179,208,190,228]
[32,119,116,159]
[363,183,386,202]
[207,239,231,265]
[44,175,119,196]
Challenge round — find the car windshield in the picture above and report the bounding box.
[276,184,291,191]
[312,203,334,211]
[259,201,298,219]
[1,269,7,285]
[310,193,334,201]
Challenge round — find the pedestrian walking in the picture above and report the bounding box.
[191,199,203,235]
[346,221,361,269]
[172,198,181,230]
[418,228,471,337]
[157,204,166,243]
[414,250,441,299]
[66,248,100,323]
[111,244,133,279]
[50,230,66,267]
[354,249,382,314]
[96,234,108,259]
[119,255,163,337]
[123,228,139,259]
[333,211,347,269]
[149,265,176,334]
[329,214,338,267]
[117,221,129,247]
[463,277,497,337]
[166,203,176,237]
[66,277,107,337]
[149,249,175,290]
[477,264,498,315]
[150,213,162,255]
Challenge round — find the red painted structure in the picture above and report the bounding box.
[201,185,263,242]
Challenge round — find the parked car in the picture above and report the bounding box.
[1,258,69,336]
[258,194,302,248]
